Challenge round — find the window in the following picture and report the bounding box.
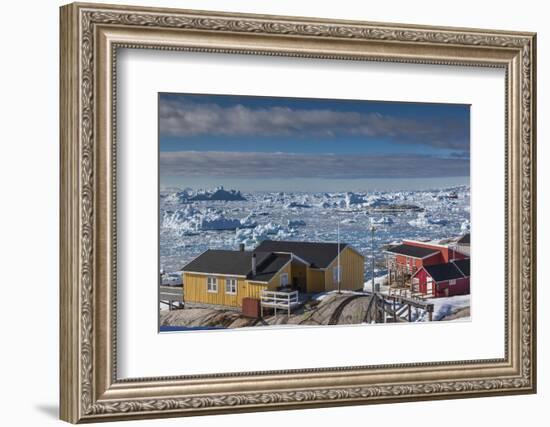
[225,278,237,295]
[280,273,289,287]
[449,279,457,286]
[333,266,341,283]
[207,276,218,293]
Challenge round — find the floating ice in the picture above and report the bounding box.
[161,207,241,231]
[240,214,258,228]
[160,184,471,276]
[286,201,312,209]
[199,214,241,231]
[409,213,449,227]
[345,192,366,207]
[288,219,306,227]
[341,218,358,224]
[173,186,246,202]
[370,216,394,225]
[162,206,200,230]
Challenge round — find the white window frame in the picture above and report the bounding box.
[206,276,218,293]
[333,265,341,283]
[449,279,457,286]
[225,278,237,295]
[280,272,289,287]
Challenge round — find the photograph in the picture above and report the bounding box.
[158,93,472,331]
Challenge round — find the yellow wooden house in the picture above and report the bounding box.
[182,240,365,308]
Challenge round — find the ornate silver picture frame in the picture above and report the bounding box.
[60,2,536,423]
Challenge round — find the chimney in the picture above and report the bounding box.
[239,243,245,252]
[251,253,257,276]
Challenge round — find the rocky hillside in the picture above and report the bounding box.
[160,293,369,328]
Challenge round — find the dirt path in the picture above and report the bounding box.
[328,294,371,325]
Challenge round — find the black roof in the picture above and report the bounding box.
[249,253,292,282]
[452,258,470,277]
[182,250,290,282]
[254,240,348,269]
[423,261,467,282]
[385,243,439,259]
[457,233,470,244]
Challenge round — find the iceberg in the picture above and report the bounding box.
[240,214,258,229]
[181,186,247,201]
[408,213,449,228]
[370,216,394,225]
[285,201,312,208]
[199,214,241,231]
[345,192,366,207]
[341,218,357,224]
[161,207,242,231]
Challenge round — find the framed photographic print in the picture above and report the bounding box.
[60,2,537,423]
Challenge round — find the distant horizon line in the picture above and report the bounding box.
[160,182,470,194]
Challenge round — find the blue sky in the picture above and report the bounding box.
[159,93,470,191]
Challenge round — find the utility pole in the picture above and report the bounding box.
[371,226,376,294]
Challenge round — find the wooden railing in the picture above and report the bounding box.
[388,287,427,301]
[260,290,299,316]
[387,261,418,274]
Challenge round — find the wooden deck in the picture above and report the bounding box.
[260,290,300,316]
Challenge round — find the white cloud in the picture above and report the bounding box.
[159,99,469,150]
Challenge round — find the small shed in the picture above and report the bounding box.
[412,259,470,297]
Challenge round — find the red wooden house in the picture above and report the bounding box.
[384,239,469,292]
[412,258,470,297]
[385,239,467,275]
